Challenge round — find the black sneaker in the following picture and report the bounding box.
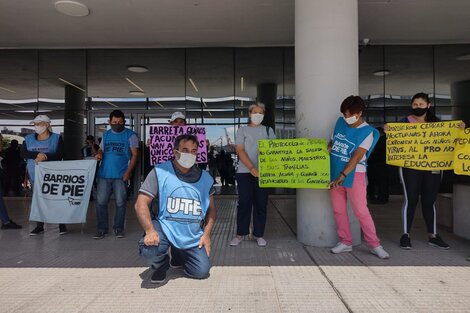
[93,231,106,240]
[30,226,44,236]
[114,230,125,239]
[150,268,167,284]
[1,220,22,230]
[400,234,412,249]
[428,234,450,249]
[59,224,68,235]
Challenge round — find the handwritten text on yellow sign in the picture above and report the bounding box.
[386,121,463,170]
[454,128,470,176]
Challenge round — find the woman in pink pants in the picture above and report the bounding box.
[328,96,389,259]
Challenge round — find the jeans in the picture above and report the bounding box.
[96,178,128,233]
[139,220,211,279]
[0,186,10,223]
[235,173,268,238]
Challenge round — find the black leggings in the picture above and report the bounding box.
[399,167,442,234]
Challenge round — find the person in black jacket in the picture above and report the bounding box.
[367,127,389,204]
[2,139,23,196]
[0,135,22,230]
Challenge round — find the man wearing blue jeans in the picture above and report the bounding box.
[135,134,216,283]
[0,188,21,230]
[94,110,139,239]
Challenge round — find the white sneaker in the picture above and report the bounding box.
[256,237,267,247]
[330,242,352,254]
[370,246,390,259]
[230,237,242,246]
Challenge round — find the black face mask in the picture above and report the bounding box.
[111,124,125,132]
[412,107,428,117]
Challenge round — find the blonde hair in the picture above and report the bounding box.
[248,102,265,113]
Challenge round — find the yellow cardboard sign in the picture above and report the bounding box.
[454,128,470,176]
[386,121,463,170]
[258,138,330,189]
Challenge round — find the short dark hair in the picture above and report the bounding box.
[109,110,125,120]
[174,134,198,150]
[340,96,365,115]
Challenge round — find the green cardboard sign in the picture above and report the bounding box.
[258,138,330,189]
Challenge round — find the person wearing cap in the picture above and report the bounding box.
[21,115,67,235]
[0,134,22,230]
[169,111,186,126]
[144,111,186,149]
[93,110,139,239]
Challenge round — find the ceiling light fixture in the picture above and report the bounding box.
[15,110,52,113]
[373,69,390,76]
[125,78,144,92]
[54,1,90,17]
[59,78,86,92]
[129,90,145,96]
[456,54,470,61]
[155,101,164,108]
[127,65,149,73]
[0,86,16,93]
[241,77,244,91]
[188,78,199,92]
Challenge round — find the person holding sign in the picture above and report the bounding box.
[94,110,139,239]
[230,102,276,247]
[329,96,389,259]
[135,134,216,284]
[169,111,186,126]
[21,115,67,236]
[394,92,465,250]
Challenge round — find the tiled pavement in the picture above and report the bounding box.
[1,195,469,312]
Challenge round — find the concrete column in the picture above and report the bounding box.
[257,83,277,130]
[63,85,85,160]
[295,0,360,247]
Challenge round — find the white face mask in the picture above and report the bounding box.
[343,115,358,125]
[176,151,197,169]
[35,125,47,135]
[250,113,264,125]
